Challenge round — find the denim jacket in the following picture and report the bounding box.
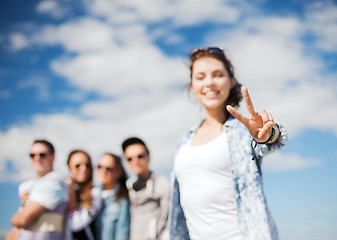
[170,116,287,240]
[95,189,130,240]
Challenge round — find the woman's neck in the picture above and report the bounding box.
[191,110,226,146]
[205,108,227,125]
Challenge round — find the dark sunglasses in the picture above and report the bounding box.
[189,47,224,61]
[29,153,48,159]
[127,154,147,162]
[97,164,116,172]
[75,163,91,169]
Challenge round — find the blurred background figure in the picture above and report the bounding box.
[122,137,170,240]
[7,139,68,240]
[66,150,102,240]
[95,153,130,240]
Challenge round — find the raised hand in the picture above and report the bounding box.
[226,87,275,143]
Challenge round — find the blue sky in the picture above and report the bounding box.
[0,0,337,239]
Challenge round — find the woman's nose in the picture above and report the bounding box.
[205,75,215,86]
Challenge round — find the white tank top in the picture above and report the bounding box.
[174,131,241,240]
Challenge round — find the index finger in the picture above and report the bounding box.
[242,87,255,116]
[226,105,249,126]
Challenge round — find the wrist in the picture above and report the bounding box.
[256,124,279,144]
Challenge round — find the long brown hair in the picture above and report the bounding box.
[67,150,93,208]
[103,153,129,201]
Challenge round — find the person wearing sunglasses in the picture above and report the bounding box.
[95,153,130,240]
[7,139,68,240]
[65,150,102,240]
[122,137,170,240]
[170,47,288,240]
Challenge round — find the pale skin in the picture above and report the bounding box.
[190,56,279,145]
[227,87,280,144]
[5,228,19,240]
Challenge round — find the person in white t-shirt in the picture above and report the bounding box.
[170,47,287,240]
[7,139,68,240]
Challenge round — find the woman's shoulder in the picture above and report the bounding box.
[224,116,250,135]
[225,115,245,128]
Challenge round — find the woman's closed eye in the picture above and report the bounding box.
[194,73,205,80]
[213,71,225,78]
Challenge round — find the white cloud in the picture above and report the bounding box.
[0,92,200,182]
[87,0,240,26]
[9,0,240,52]
[17,76,50,101]
[36,0,67,18]
[88,0,170,24]
[0,128,36,182]
[50,46,187,97]
[269,81,337,136]
[32,18,118,52]
[305,2,337,52]
[263,152,323,172]
[171,0,240,26]
[9,33,29,50]
[210,16,316,88]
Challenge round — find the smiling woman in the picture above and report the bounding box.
[170,47,288,240]
[65,150,102,240]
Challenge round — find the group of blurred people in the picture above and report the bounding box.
[7,46,287,240]
[7,137,170,240]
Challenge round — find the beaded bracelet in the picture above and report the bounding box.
[251,124,278,161]
[255,124,278,144]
